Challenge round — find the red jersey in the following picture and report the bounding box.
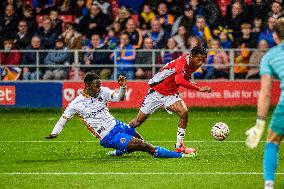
[148,53,200,96]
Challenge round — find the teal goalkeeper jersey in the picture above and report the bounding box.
[260,42,284,91]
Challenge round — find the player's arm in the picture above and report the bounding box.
[45,116,69,139]
[257,75,272,120]
[246,75,272,149]
[175,72,211,93]
[46,101,77,139]
[110,75,127,102]
[174,55,211,92]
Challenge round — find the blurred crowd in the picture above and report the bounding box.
[0,0,282,80]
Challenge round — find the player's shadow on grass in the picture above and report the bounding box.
[12,155,156,164]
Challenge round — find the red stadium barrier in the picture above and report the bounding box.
[62,81,281,108]
[0,86,16,105]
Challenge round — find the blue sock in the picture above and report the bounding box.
[154,146,182,158]
[263,142,279,181]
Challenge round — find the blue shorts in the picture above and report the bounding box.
[100,120,137,152]
[270,94,284,136]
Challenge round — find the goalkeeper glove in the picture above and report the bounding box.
[245,119,266,149]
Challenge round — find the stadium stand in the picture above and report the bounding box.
[0,0,282,81]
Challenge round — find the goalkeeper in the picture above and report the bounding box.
[245,18,284,189]
[46,73,196,158]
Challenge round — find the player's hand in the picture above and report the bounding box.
[118,75,126,87]
[45,134,57,139]
[199,86,211,93]
[245,119,266,149]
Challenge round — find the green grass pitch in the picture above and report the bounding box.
[0,107,283,189]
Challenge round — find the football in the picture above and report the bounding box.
[211,122,230,141]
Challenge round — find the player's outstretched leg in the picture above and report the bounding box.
[167,100,196,153]
[107,130,144,157]
[128,137,196,158]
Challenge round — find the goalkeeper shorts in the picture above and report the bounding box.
[270,95,284,136]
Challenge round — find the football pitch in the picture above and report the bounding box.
[0,107,283,189]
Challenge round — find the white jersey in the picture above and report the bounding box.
[63,87,117,140]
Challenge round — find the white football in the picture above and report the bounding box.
[211,122,229,141]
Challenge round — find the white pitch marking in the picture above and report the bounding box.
[0,172,281,175]
[0,140,261,143]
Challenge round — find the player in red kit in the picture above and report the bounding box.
[129,46,211,154]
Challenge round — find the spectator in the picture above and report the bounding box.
[204,39,230,79]
[186,35,202,49]
[36,16,59,49]
[251,17,263,37]
[139,4,155,30]
[249,0,269,20]
[216,0,231,17]
[224,2,247,39]
[258,16,277,47]
[246,39,269,79]
[0,4,19,46]
[125,18,143,49]
[186,0,203,16]
[79,4,111,38]
[234,43,251,79]
[113,21,122,37]
[173,25,188,50]
[92,0,112,19]
[118,0,145,14]
[104,26,118,49]
[164,0,184,17]
[114,6,130,30]
[43,38,71,80]
[225,0,250,20]
[268,1,284,19]
[13,20,32,49]
[72,0,89,26]
[0,39,21,81]
[111,33,136,79]
[155,3,175,33]
[22,5,37,34]
[60,22,82,50]
[59,0,71,14]
[171,5,195,36]
[32,0,56,15]
[22,0,33,8]
[135,37,154,79]
[83,34,111,79]
[49,9,63,35]
[213,26,233,49]
[0,0,22,15]
[192,16,212,48]
[200,0,222,28]
[233,23,257,48]
[145,19,169,49]
[157,38,182,65]
[22,36,46,80]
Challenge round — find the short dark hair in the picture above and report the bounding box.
[190,46,207,56]
[84,73,100,84]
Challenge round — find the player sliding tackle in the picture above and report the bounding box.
[245,18,284,189]
[128,46,211,154]
[46,73,196,158]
